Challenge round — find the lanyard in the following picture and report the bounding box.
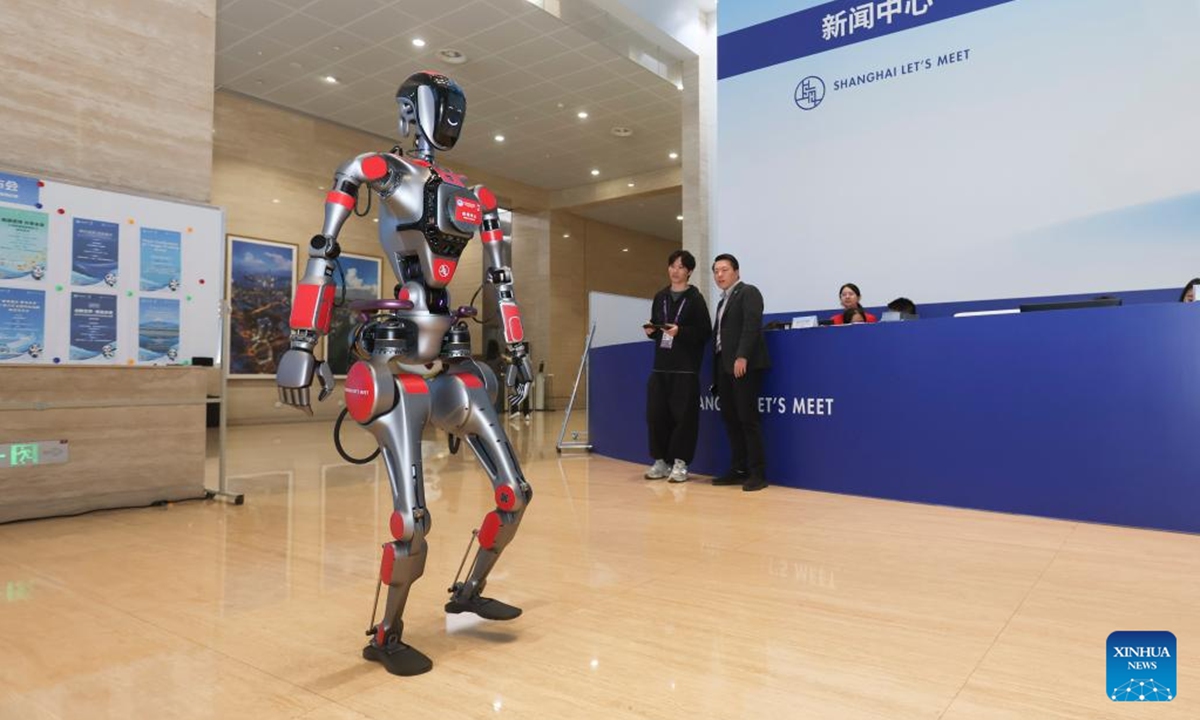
[662,295,687,325]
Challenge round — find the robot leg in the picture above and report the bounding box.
[430,367,532,621]
[356,370,435,676]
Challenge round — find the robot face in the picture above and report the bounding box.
[31,263,45,280]
[101,344,116,359]
[27,343,42,359]
[168,278,180,291]
[166,348,178,361]
[103,272,117,287]
[396,72,466,151]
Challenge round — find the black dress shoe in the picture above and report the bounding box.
[742,476,768,492]
[712,471,748,486]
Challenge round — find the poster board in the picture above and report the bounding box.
[226,235,295,378]
[0,170,224,366]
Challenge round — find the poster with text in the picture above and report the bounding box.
[0,207,49,282]
[71,218,120,287]
[69,292,118,362]
[138,297,180,362]
[228,236,294,377]
[325,253,382,376]
[140,227,182,292]
[0,287,46,362]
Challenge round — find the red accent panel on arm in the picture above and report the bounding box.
[481,228,503,244]
[397,374,429,394]
[476,186,497,211]
[361,155,388,181]
[290,283,335,333]
[380,544,396,584]
[500,303,525,343]
[457,373,483,390]
[478,512,502,550]
[389,511,405,541]
[495,486,516,511]
[345,362,377,423]
[326,190,355,209]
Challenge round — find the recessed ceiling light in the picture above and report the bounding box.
[622,248,629,252]
[373,218,379,223]
[668,151,679,160]
[494,134,505,142]
[577,111,589,119]
[272,198,281,204]
[412,38,426,47]
[676,82,684,91]
[676,215,684,221]
[323,75,339,84]
[611,126,633,137]
[556,102,565,109]
[562,233,570,238]
[590,169,600,176]
[627,182,636,187]
[333,45,342,51]
[437,48,467,64]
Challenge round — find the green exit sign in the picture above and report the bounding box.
[0,440,68,468]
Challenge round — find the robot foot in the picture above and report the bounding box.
[362,639,433,676]
[445,595,523,621]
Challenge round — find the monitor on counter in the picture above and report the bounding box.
[1019,297,1122,313]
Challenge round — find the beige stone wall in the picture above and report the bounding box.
[547,211,682,409]
[0,0,216,203]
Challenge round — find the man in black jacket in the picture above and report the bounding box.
[644,250,711,483]
[710,253,771,491]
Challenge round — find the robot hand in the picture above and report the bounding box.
[276,347,336,415]
[504,344,534,411]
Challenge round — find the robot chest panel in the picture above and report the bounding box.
[430,178,481,238]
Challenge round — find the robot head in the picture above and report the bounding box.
[103,272,117,287]
[396,71,466,151]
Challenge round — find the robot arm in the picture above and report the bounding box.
[277,153,397,413]
[475,184,533,410]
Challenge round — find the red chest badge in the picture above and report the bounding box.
[453,197,482,225]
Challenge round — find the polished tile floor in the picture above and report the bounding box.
[1,412,1196,719]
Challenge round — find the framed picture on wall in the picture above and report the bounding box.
[227,235,295,378]
[324,252,383,377]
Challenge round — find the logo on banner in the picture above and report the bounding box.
[1107,631,1176,702]
[794,76,826,110]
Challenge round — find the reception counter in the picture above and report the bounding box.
[590,302,1200,533]
[0,366,209,523]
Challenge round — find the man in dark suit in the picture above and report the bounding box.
[710,253,771,491]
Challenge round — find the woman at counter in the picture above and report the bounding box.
[830,283,877,325]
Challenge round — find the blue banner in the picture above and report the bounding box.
[139,227,181,292]
[0,207,48,281]
[138,297,180,362]
[719,0,1017,79]
[0,171,42,208]
[0,287,46,362]
[70,292,118,361]
[71,218,120,287]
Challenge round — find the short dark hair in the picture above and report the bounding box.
[667,249,696,272]
[712,253,739,271]
[887,297,917,315]
[1180,278,1200,302]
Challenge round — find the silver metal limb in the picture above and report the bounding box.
[557,322,596,452]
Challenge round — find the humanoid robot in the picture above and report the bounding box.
[276,71,534,677]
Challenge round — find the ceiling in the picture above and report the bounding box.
[571,187,682,242]
[215,0,688,192]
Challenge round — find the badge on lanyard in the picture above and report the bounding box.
[659,333,674,349]
[658,295,686,350]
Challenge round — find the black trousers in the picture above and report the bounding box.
[716,363,765,479]
[646,371,701,464]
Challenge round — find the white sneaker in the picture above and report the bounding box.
[644,459,670,480]
[668,459,689,483]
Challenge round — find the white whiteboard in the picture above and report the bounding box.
[0,173,224,366]
[588,291,655,349]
